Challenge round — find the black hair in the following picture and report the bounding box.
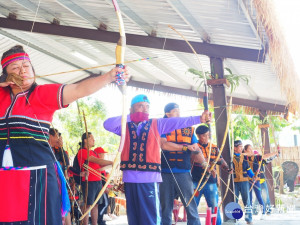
[78,132,92,149]
[234,140,243,147]
[243,144,251,152]
[1,45,26,81]
[1,45,38,101]
[49,128,61,136]
[195,125,209,135]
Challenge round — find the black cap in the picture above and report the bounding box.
[164,103,179,113]
[234,140,243,147]
[196,124,209,135]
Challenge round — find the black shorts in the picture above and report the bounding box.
[82,181,103,205]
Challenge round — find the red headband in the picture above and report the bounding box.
[1,53,30,69]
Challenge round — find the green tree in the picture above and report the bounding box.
[267,115,290,145]
[233,114,261,147]
[232,112,290,147]
[52,97,120,156]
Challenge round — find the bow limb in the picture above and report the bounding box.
[79,0,126,220]
[186,94,213,207]
[187,97,232,207]
[219,103,234,208]
[187,143,211,207]
[168,25,205,79]
[81,110,91,224]
[168,25,212,207]
[249,133,265,192]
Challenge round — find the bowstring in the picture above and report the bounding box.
[17,84,82,215]
[13,0,83,215]
[150,26,190,207]
[150,125,189,206]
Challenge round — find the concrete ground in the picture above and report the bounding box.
[105,187,300,225]
[106,210,300,225]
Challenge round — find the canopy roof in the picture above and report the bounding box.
[0,0,297,114]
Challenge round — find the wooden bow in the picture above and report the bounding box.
[81,110,91,224]
[79,0,126,220]
[187,97,232,206]
[168,25,213,207]
[219,106,234,208]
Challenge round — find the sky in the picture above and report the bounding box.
[272,0,300,146]
[273,0,300,75]
[92,85,201,118]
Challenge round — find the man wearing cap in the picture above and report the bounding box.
[233,140,255,225]
[77,132,113,225]
[159,102,205,225]
[104,94,210,225]
[191,124,231,225]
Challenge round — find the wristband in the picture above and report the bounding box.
[182,144,188,151]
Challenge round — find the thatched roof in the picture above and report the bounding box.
[253,0,300,113]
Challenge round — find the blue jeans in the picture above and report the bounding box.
[160,173,200,225]
[254,181,271,214]
[234,181,252,223]
[193,182,222,225]
[249,180,266,214]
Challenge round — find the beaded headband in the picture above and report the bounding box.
[1,52,30,69]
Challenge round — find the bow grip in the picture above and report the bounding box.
[115,64,126,86]
[203,94,209,111]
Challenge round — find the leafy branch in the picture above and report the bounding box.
[187,67,250,93]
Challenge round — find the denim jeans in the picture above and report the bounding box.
[249,180,266,214]
[160,173,200,225]
[254,181,271,214]
[234,181,252,223]
[193,182,222,225]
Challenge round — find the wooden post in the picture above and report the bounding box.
[210,57,235,223]
[259,110,276,206]
[279,170,285,194]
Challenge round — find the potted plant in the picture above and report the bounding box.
[187,67,250,93]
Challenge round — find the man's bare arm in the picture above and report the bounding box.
[88,156,113,166]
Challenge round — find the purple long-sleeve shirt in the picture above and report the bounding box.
[103,115,201,183]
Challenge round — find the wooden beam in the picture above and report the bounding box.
[0,17,266,62]
[127,80,287,113]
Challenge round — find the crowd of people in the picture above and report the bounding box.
[0,45,280,225]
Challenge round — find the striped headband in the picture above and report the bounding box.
[1,52,31,69]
